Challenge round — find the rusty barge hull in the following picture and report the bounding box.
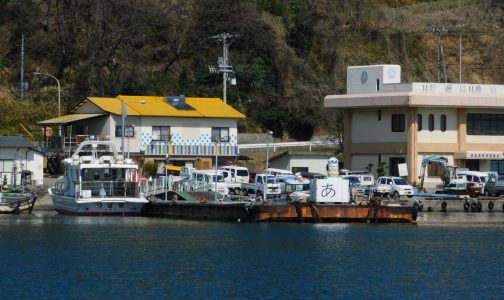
[142,201,415,223]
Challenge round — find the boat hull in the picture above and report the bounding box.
[51,193,147,216]
[0,192,37,214]
[143,200,415,223]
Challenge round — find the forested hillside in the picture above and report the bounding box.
[1,0,503,141]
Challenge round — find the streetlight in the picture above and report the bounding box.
[121,99,146,158]
[264,130,273,202]
[33,72,61,136]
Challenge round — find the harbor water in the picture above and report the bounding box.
[1,212,504,299]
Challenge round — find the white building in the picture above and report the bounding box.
[324,64,504,189]
[0,136,44,186]
[268,151,330,174]
[38,95,245,170]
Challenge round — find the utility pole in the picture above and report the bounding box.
[20,34,24,100]
[209,33,238,104]
[459,35,462,83]
[432,27,448,83]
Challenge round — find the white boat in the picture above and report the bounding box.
[50,140,147,216]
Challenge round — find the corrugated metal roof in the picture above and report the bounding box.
[37,114,105,125]
[85,95,245,119]
[0,136,36,149]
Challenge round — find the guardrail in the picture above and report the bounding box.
[238,139,340,151]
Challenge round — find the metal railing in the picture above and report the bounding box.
[238,139,340,151]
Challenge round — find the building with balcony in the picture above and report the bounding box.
[324,64,504,189]
[38,95,245,170]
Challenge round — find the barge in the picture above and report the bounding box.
[142,191,416,223]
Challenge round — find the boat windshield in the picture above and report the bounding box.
[81,168,136,182]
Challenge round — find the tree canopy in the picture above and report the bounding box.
[1,0,503,140]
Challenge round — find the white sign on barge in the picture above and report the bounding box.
[309,177,350,203]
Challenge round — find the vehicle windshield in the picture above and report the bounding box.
[266,176,277,183]
[393,178,408,185]
[286,183,310,192]
[236,170,248,176]
[210,175,224,182]
[348,177,360,185]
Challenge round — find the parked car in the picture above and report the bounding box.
[374,176,414,198]
[483,172,504,196]
[371,179,392,197]
[342,175,372,199]
[294,171,327,180]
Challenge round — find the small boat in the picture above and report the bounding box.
[50,140,148,216]
[0,169,37,214]
[0,190,37,214]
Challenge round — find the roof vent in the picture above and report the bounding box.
[166,95,195,110]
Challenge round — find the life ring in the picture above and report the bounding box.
[441,201,447,213]
[463,202,470,212]
[488,201,494,212]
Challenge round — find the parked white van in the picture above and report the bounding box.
[456,170,488,191]
[221,166,249,183]
[265,168,293,176]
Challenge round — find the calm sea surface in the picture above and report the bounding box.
[1,213,503,300]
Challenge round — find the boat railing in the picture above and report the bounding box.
[80,180,139,198]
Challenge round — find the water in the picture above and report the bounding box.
[1,214,503,299]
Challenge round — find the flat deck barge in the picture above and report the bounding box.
[142,192,416,223]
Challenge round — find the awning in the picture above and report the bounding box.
[165,165,182,171]
[454,151,504,160]
[38,114,106,125]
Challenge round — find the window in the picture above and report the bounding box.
[440,114,447,132]
[391,114,405,132]
[417,114,422,131]
[466,160,480,171]
[152,126,171,141]
[76,125,88,135]
[378,109,382,121]
[115,125,135,137]
[211,127,229,142]
[467,113,504,135]
[491,160,504,175]
[376,79,380,91]
[428,114,434,131]
[292,167,308,173]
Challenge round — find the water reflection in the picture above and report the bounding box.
[1,214,504,299]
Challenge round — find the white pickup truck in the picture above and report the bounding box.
[240,174,281,198]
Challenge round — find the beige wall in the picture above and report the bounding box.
[417,108,457,143]
[351,155,378,176]
[351,108,408,143]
